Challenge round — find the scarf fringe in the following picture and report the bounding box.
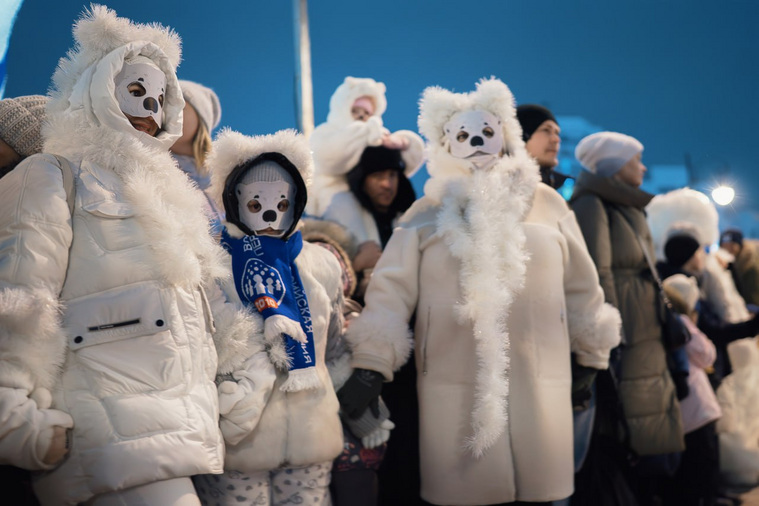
[280,367,322,392]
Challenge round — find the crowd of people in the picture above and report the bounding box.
[1,5,758,506]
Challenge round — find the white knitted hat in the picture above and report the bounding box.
[179,80,221,131]
[0,95,48,156]
[663,273,700,314]
[575,131,643,177]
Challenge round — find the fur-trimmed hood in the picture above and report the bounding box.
[646,188,719,261]
[42,5,226,289]
[418,77,529,200]
[45,4,184,153]
[326,76,387,125]
[208,129,313,239]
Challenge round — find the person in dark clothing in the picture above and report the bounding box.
[659,227,759,385]
[323,145,416,301]
[516,104,572,190]
[323,144,422,505]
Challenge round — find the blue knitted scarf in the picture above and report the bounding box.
[222,228,320,391]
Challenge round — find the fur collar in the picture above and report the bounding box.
[436,151,539,457]
[44,112,228,288]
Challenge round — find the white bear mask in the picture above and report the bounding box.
[236,180,295,237]
[444,110,504,170]
[114,57,166,128]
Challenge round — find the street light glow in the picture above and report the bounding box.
[712,185,735,206]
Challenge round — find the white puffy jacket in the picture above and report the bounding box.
[0,6,254,505]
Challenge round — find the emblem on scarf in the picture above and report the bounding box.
[222,228,322,392]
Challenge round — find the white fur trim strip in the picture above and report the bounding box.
[435,155,538,458]
[0,286,67,391]
[279,368,323,392]
[346,310,413,381]
[210,297,264,375]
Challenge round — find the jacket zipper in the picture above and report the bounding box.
[87,318,140,331]
[422,307,430,375]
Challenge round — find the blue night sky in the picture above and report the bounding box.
[6,1,759,205]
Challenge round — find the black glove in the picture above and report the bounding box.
[337,368,384,419]
[672,372,690,400]
[571,362,598,410]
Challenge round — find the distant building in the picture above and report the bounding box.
[641,164,691,195]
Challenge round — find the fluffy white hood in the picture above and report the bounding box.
[45,4,184,153]
[646,188,719,261]
[326,76,387,125]
[42,5,227,289]
[208,128,313,237]
[418,77,528,200]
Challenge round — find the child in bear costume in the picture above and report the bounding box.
[307,76,424,216]
[194,129,387,505]
[343,78,622,505]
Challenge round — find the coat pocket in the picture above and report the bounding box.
[64,281,183,394]
[79,194,143,252]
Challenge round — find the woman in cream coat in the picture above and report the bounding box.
[346,78,621,505]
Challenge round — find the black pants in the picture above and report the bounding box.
[660,421,719,506]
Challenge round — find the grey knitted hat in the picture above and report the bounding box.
[179,80,221,132]
[0,95,48,156]
[239,159,295,187]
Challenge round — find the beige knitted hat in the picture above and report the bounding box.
[179,80,221,132]
[0,95,48,156]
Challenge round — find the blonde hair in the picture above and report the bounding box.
[192,117,213,177]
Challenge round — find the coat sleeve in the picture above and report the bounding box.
[571,194,619,308]
[309,117,385,178]
[559,210,622,369]
[682,317,716,369]
[322,192,372,245]
[314,244,353,390]
[344,226,418,381]
[0,154,75,469]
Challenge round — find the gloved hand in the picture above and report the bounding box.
[362,419,395,449]
[571,362,598,410]
[337,368,384,419]
[672,372,690,400]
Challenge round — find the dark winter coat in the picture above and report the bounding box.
[570,170,685,456]
[731,239,759,307]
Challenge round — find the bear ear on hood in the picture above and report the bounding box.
[472,78,516,128]
[419,77,525,156]
[208,128,313,213]
[73,4,182,70]
[417,85,466,145]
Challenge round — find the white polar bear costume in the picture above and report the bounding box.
[307,76,424,216]
[345,78,621,505]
